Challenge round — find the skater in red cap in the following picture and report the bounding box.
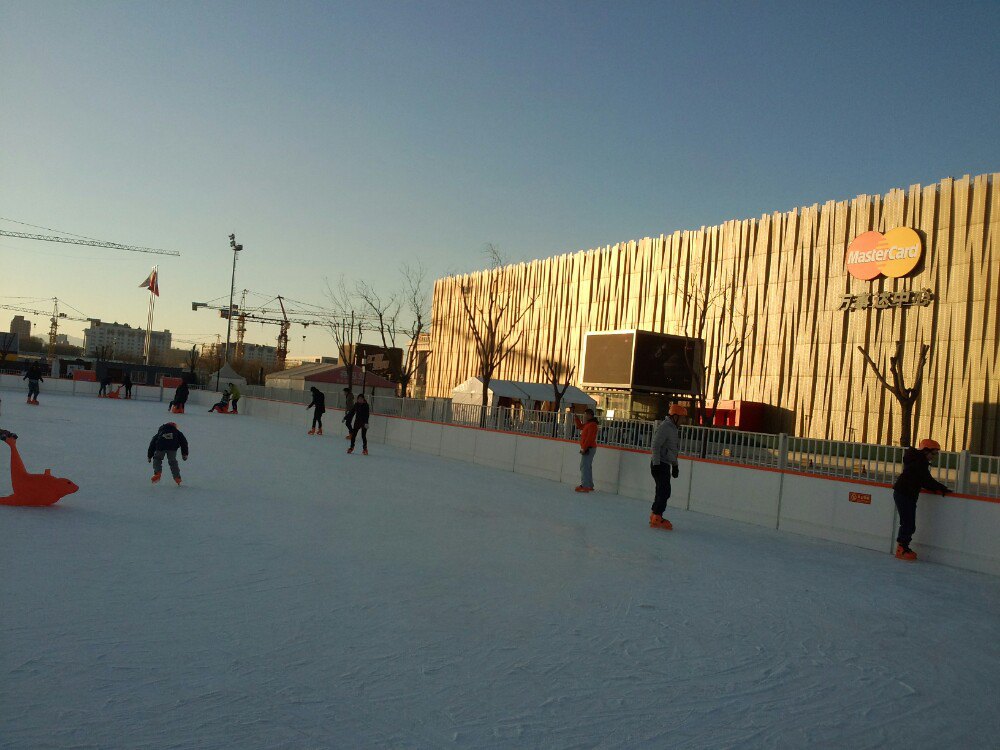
[891,438,950,561]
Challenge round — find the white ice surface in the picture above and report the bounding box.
[1,391,998,749]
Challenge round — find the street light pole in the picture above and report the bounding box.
[218,234,242,391]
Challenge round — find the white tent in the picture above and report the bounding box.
[208,362,247,390]
[451,377,596,410]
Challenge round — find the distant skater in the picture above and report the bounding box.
[574,408,599,492]
[169,381,190,413]
[209,387,232,413]
[342,388,354,439]
[306,386,326,435]
[891,439,951,561]
[649,404,686,530]
[229,382,241,414]
[23,362,43,405]
[123,374,133,399]
[345,394,370,455]
[147,422,189,485]
[99,375,112,397]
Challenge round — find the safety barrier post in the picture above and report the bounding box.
[956,451,970,494]
[777,433,788,470]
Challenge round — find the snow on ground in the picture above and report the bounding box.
[1,389,998,749]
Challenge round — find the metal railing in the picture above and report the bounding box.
[195,383,1000,499]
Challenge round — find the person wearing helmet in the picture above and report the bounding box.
[891,438,950,561]
[147,422,189,485]
[649,404,686,530]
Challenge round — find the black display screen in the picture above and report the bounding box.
[581,332,634,387]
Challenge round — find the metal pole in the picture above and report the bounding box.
[219,234,242,391]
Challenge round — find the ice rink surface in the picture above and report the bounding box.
[1,390,999,749]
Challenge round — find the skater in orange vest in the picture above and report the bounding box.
[649,404,686,530]
[891,439,950,561]
[574,408,599,492]
[306,387,326,435]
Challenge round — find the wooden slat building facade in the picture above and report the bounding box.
[426,173,999,454]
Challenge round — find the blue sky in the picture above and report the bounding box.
[1,0,997,355]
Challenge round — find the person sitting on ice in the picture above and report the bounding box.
[168,381,190,413]
[147,422,189,485]
[891,439,951,561]
[208,387,232,413]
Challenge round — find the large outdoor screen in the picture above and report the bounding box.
[581,332,634,388]
[632,331,703,394]
[581,330,703,394]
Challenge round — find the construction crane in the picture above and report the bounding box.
[0,298,93,358]
[192,296,316,370]
[0,218,179,256]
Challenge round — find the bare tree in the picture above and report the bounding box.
[324,276,365,405]
[857,340,930,447]
[356,264,430,398]
[542,358,576,435]
[678,271,754,427]
[0,332,16,362]
[459,245,534,419]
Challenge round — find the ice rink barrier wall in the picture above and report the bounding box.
[229,394,999,577]
[1,377,996,577]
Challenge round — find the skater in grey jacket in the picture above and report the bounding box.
[649,404,686,529]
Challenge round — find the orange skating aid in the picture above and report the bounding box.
[0,437,79,506]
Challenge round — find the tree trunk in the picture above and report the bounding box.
[899,401,914,447]
[480,379,490,427]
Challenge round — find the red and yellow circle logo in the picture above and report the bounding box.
[845,227,922,280]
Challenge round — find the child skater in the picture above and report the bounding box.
[306,386,326,435]
[147,422,189,485]
[208,387,232,413]
[345,394,370,455]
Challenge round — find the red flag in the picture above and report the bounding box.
[139,269,159,297]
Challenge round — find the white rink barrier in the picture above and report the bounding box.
[232,396,1000,577]
[3,382,997,577]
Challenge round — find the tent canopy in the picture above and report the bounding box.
[208,362,247,388]
[451,377,596,409]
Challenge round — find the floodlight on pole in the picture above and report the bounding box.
[219,234,242,391]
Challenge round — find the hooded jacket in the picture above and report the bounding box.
[307,389,326,412]
[148,423,189,459]
[893,447,948,497]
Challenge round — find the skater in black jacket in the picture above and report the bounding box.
[123,374,133,399]
[306,387,326,435]
[23,362,43,404]
[891,438,950,561]
[345,394,370,455]
[147,422,189,485]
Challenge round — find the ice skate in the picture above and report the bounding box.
[347,447,354,454]
[317,428,323,435]
[895,544,917,561]
[362,448,368,455]
[574,485,593,493]
[151,472,162,484]
[174,477,182,485]
[308,428,316,435]
[649,513,673,530]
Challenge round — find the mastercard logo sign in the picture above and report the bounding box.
[845,227,922,280]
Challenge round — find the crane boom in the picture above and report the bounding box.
[0,230,180,257]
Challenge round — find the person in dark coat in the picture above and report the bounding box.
[99,375,112,397]
[123,374,133,399]
[891,438,950,561]
[168,382,190,413]
[23,362,44,404]
[345,394,370,454]
[147,422,189,484]
[306,386,326,435]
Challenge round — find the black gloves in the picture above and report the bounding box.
[0,429,17,442]
[671,464,680,478]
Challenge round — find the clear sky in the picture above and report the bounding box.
[2,1,997,356]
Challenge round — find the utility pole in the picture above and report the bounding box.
[219,233,242,391]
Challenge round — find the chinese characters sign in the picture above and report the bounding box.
[848,492,872,505]
[838,288,934,312]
